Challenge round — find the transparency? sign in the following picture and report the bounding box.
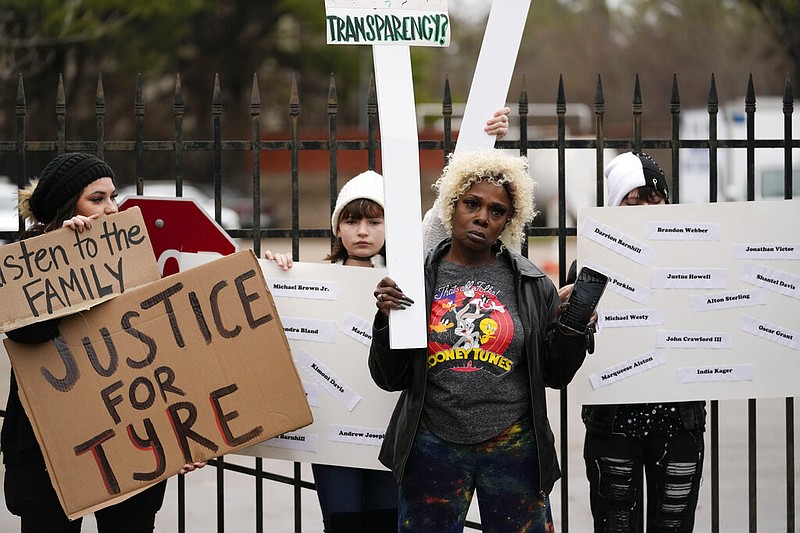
[324,0,450,47]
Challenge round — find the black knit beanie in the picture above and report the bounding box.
[30,153,116,223]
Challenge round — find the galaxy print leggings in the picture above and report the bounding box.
[399,418,555,533]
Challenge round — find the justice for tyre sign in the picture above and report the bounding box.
[2,211,311,519]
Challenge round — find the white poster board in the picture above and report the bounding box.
[175,255,398,470]
[573,199,800,404]
[456,0,531,153]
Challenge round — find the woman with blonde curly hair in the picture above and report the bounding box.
[368,149,590,532]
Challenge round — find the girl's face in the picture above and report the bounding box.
[74,177,118,218]
[450,180,511,256]
[337,213,385,259]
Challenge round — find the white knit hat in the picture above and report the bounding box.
[330,170,385,231]
[604,151,669,207]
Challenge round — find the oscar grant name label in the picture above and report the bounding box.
[733,243,800,260]
[600,308,665,328]
[264,431,318,452]
[651,268,728,289]
[740,315,800,351]
[741,261,800,300]
[282,317,337,343]
[266,277,340,301]
[295,348,361,411]
[581,218,653,266]
[589,350,666,390]
[689,289,767,312]
[645,221,721,241]
[656,330,732,349]
[329,424,386,447]
[677,364,754,383]
[340,311,373,347]
[584,260,652,305]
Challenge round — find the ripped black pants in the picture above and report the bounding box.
[584,429,704,533]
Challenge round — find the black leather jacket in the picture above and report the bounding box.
[368,239,588,495]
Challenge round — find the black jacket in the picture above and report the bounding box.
[368,239,588,495]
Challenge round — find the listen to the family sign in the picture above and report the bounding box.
[325,0,450,47]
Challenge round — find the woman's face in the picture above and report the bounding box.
[74,177,118,218]
[337,213,385,258]
[450,180,511,254]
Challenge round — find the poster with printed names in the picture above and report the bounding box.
[178,254,398,470]
[573,199,800,404]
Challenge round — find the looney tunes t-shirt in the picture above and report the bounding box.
[423,258,529,444]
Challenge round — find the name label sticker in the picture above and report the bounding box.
[740,261,800,300]
[265,431,319,452]
[589,351,666,389]
[656,330,732,349]
[581,218,653,266]
[282,317,338,343]
[689,289,767,312]
[267,278,340,300]
[676,364,754,383]
[645,221,721,240]
[740,315,800,351]
[651,268,728,289]
[340,311,373,347]
[733,243,800,260]
[585,261,652,305]
[600,309,665,328]
[328,425,386,446]
[295,349,362,411]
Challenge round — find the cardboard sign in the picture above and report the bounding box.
[325,0,450,47]
[5,251,312,519]
[573,199,800,404]
[0,207,160,332]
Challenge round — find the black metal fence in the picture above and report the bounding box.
[0,71,798,533]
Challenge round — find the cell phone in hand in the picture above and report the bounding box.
[558,266,608,335]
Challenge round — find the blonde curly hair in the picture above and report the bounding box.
[434,149,536,247]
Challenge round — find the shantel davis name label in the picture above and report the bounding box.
[267,277,340,300]
[295,348,362,411]
[651,268,728,289]
[581,218,653,266]
[689,289,767,312]
[645,221,721,240]
[600,308,665,328]
[589,350,666,389]
[733,243,800,260]
[741,315,800,351]
[264,431,319,452]
[677,364,754,383]
[340,311,373,347]
[656,330,732,349]
[584,261,652,305]
[740,261,800,300]
[329,425,386,447]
